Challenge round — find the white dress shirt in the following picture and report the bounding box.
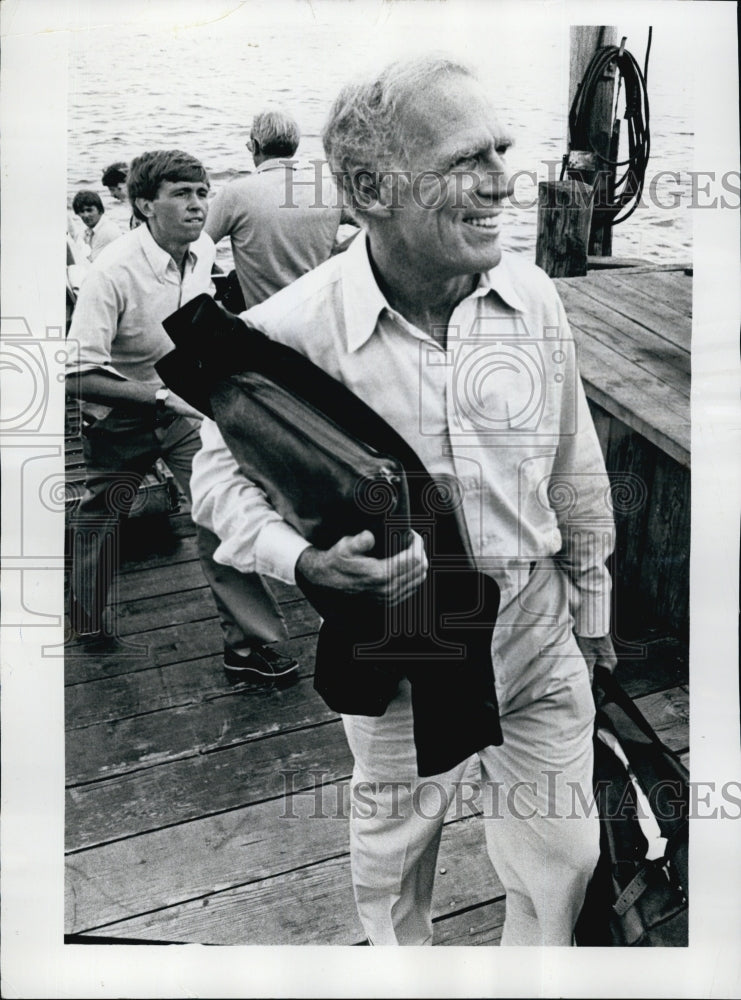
[83,214,123,262]
[67,223,215,387]
[190,232,614,636]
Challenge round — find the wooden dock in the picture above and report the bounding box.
[64,265,691,945]
[554,264,691,635]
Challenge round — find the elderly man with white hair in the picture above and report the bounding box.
[205,108,342,309]
[191,55,617,946]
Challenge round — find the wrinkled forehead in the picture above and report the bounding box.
[401,74,509,159]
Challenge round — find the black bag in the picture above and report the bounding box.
[575,666,689,946]
[158,294,503,776]
[212,268,246,314]
[209,371,413,559]
[160,294,412,558]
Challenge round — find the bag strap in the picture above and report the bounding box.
[613,865,653,916]
[612,838,687,917]
[593,665,683,757]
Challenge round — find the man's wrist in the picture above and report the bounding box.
[155,387,171,415]
[295,545,320,582]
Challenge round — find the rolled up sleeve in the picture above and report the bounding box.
[66,268,128,380]
[190,417,311,584]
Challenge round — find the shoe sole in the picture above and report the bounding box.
[224,664,299,689]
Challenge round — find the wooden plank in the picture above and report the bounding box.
[574,273,692,353]
[653,270,694,311]
[639,457,691,631]
[590,404,689,639]
[65,649,686,847]
[111,587,318,637]
[65,634,317,728]
[65,783,482,935]
[64,596,320,685]
[116,531,299,604]
[558,280,690,383]
[66,784,353,933]
[575,335,690,467]
[607,269,693,322]
[587,256,658,270]
[434,899,506,946]
[116,559,228,600]
[603,416,657,619]
[115,553,297,605]
[66,720,352,851]
[590,263,691,274]
[66,674,339,785]
[70,813,502,944]
[64,619,227,683]
[614,270,693,318]
[66,692,686,934]
[89,854,367,945]
[634,688,689,753]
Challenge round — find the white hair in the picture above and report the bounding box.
[251,110,301,157]
[321,54,476,214]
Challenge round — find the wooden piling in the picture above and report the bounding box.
[567,25,618,256]
[535,179,595,277]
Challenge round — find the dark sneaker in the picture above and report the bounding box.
[223,645,299,688]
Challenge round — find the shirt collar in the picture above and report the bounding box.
[478,255,527,313]
[255,158,297,174]
[340,232,526,352]
[139,222,198,281]
[341,231,391,353]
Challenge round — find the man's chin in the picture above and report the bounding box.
[470,244,502,272]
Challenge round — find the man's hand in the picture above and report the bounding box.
[575,633,617,684]
[164,391,204,421]
[296,529,428,606]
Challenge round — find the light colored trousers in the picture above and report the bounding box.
[342,561,599,946]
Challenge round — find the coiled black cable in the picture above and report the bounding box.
[564,29,652,227]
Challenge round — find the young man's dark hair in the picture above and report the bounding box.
[127,150,210,222]
[72,190,105,214]
[101,162,128,188]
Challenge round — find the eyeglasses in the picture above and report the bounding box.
[245,137,255,152]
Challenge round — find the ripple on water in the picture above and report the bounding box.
[67,10,693,263]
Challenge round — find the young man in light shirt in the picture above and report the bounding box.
[67,149,297,687]
[72,190,122,262]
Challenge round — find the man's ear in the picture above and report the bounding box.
[134,196,155,220]
[350,168,408,219]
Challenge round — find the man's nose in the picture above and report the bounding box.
[478,152,513,200]
[187,192,207,209]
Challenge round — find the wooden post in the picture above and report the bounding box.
[535,179,595,277]
[568,25,618,256]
